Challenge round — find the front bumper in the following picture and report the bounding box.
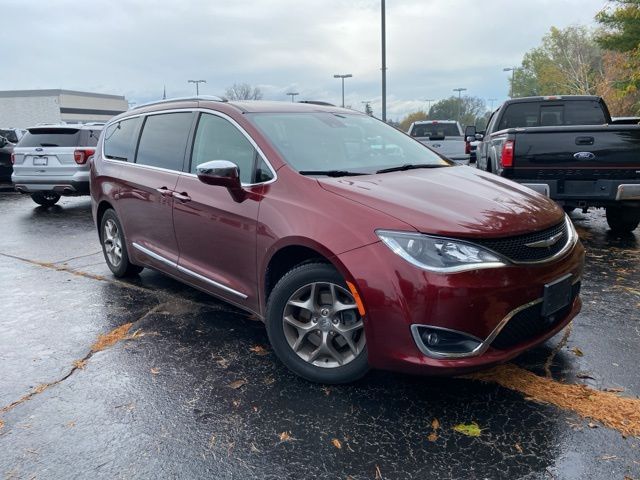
[337,238,585,375]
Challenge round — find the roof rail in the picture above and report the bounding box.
[132,95,226,110]
[298,100,336,106]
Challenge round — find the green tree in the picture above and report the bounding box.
[596,0,640,52]
[429,96,486,127]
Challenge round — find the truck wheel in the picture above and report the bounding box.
[606,206,640,233]
[31,192,60,207]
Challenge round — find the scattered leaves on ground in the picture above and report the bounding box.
[249,345,269,356]
[229,379,247,390]
[431,418,440,430]
[73,360,86,370]
[515,443,523,453]
[603,387,624,393]
[571,347,584,357]
[279,431,292,442]
[331,438,343,449]
[427,432,438,442]
[453,422,482,437]
[91,323,133,352]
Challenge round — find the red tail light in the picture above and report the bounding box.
[500,140,514,168]
[10,153,16,165]
[465,141,471,155]
[74,148,95,165]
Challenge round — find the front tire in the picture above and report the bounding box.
[99,209,143,277]
[606,206,640,233]
[266,263,369,384]
[31,192,60,207]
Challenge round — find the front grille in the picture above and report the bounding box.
[491,282,581,350]
[473,221,568,263]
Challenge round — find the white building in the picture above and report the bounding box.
[0,89,128,128]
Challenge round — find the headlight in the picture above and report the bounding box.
[376,230,507,273]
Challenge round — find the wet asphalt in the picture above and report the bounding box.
[0,189,638,480]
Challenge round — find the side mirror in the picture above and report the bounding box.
[464,125,476,138]
[475,133,485,140]
[196,160,246,201]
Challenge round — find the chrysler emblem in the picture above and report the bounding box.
[525,231,564,248]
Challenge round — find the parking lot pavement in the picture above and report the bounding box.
[0,193,638,480]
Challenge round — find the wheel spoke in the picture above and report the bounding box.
[336,319,363,334]
[286,283,317,313]
[335,331,359,355]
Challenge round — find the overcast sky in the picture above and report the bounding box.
[2,0,607,120]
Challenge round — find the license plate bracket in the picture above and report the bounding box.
[33,156,48,166]
[542,274,573,317]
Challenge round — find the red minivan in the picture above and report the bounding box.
[90,97,584,383]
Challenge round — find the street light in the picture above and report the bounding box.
[488,98,497,110]
[286,92,299,102]
[453,88,467,122]
[333,74,353,107]
[424,98,435,115]
[188,79,207,96]
[381,0,387,122]
[503,67,518,98]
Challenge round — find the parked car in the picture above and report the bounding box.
[11,124,102,206]
[472,96,640,233]
[91,98,584,384]
[407,120,471,164]
[0,128,26,183]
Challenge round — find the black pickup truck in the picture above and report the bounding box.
[470,96,640,233]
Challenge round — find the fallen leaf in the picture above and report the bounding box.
[427,432,438,442]
[250,442,261,453]
[331,438,342,449]
[322,387,332,396]
[252,405,259,413]
[431,418,440,430]
[599,454,617,461]
[279,431,292,442]
[249,345,269,356]
[65,421,76,428]
[375,465,383,480]
[0,419,4,430]
[232,400,241,408]
[603,387,624,393]
[150,368,160,375]
[229,379,247,390]
[263,376,275,385]
[576,372,594,380]
[514,443,523,453]
[73,360,86,370]
[588,422,598,429]
[453,422,482,437]
[571,347,584,357]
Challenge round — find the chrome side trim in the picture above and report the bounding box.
[411,277,580,359]
[616,184,640,201]
[176,265,248,299]
[132,242,177,268]
[132,242,247,299]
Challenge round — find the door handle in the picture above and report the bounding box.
[172,191,191,202]
[156,187,173,197]
[575,136,594,146]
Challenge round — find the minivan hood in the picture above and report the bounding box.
[318,166,564,238]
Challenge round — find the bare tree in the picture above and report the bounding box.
[224,83,263,101]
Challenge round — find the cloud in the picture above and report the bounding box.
[0,0,604,120]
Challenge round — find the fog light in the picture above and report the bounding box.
[416,326,482,356]
[425,332,439,346]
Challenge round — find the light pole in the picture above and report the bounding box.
[188,79,206,96]
[453,88,467,122]
[381,0,387,122]
[333,74,353,108]
[424,98,435,115]
[488,98,497,110]
[503,67,518,98]
[286,92,299,102]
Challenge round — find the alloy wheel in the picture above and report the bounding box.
[282,282,366,368]
[103,219,123,267]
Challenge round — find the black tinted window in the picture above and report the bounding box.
[136,113,193,171]
[0,129,19,143]
[410,123,460,137]
[191,113,257,183]
[499,101,606,129]
[255,158,274,183]
[18,128,80,147]
[104,117,142,161]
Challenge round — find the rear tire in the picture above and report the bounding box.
[99,209,144,277]
[31,192,60,207]
[606,206,640,233]
[266,263,369,384]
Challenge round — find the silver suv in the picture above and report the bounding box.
[12,124,103,206]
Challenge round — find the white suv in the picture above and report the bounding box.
[12,124,103,206]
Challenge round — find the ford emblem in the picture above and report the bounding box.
[431,143,441,148]
[573,151,595,160]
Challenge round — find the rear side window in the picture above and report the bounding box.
[80,129,102,147]
[104,117,142,161]
[498,101,606,129]
[190,113,257,183]
[410,123,460,138]
[18,128,80,147]
[136,113,193,171]
[0,129,19,143]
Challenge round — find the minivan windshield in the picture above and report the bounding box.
[248,113,449,174]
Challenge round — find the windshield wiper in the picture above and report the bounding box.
[299,170,366,177]
[375,164,447,174]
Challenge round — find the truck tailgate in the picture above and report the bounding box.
[509,126,640,180]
